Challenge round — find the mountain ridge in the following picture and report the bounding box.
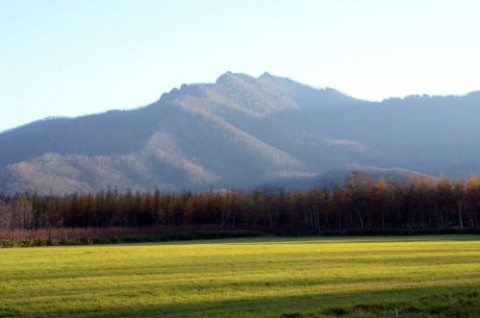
[1,72,479,194]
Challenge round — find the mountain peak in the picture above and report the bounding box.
[215,71,258,85]
[215,71,237,84]
[259,71,273,79]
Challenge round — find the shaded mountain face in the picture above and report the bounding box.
[0,72,479,194]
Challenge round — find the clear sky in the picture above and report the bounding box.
[1,0,479,133]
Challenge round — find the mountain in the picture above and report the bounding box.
[1,72,479,194]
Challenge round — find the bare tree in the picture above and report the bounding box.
[0,198,12,228]
[12,196,34,229]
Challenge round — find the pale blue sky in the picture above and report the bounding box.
[1,0,479,132]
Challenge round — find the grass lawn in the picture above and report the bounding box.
[1,235,480,317]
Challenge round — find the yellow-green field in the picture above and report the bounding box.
[1,236,480,317]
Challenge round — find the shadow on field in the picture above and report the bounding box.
[44,285,480,318]
[0,307,20,317]
[131,234,480,247]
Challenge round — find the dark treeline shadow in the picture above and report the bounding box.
[1,171,480,242]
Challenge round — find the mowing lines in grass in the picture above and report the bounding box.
[1,236,480,317]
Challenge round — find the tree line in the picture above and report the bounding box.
[1,172,480,234]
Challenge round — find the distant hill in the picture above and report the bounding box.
[1,72,479,194]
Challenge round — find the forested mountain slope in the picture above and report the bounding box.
[1,72,479,194]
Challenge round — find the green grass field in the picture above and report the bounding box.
[1,236,480,317]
